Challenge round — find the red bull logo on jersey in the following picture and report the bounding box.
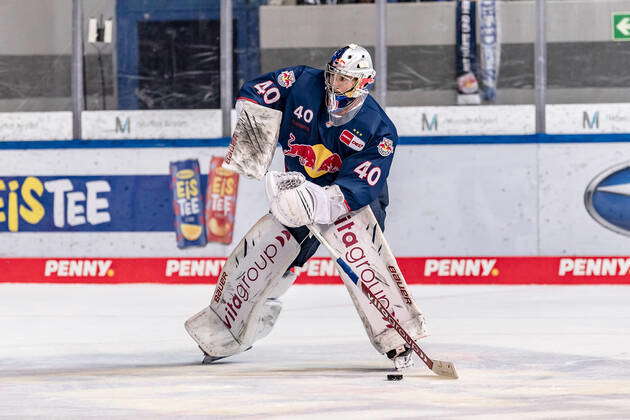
[277,70,295,88]
[284,133,343,178]
[377,138,394,157]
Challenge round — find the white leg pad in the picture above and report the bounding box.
[320,206,428,355]
[267,270,298,299]
[184,214,300,359]
[185,306,242,357]
[185,297,283,357]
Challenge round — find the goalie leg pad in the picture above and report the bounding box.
[319,206,428,355]
[185,214,300,359]
[254,270,298,341]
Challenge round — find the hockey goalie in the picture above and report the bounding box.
[185,44,427,371]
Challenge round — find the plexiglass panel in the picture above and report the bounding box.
[258,1,535,107]
[258,4,376,96]
[0,0,72,112]
[546,0,630,104]
[98,0,259,111]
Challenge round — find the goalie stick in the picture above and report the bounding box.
[307,224,459,379]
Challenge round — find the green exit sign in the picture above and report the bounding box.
[612,12,630,41]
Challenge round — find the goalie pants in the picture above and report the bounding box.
[287,184,388,269]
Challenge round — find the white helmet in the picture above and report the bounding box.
[324,44,375,126]
[325,44,376,99]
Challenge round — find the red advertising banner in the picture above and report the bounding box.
[1,256,630,285]
[205,156,239,244]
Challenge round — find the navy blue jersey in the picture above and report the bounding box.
[237,65,398,211]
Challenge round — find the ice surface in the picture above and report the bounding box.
[1,284,629,418]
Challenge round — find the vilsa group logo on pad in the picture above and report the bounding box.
[585,162,630,236]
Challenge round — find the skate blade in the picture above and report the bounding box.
[199,345,253,365]
[202,354,227,364]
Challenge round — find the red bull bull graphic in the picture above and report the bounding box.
[284,133,343,178]
[285,133,316,168]
[319,154,343,174]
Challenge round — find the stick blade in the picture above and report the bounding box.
[431,360,458,379]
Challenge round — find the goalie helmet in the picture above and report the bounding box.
[324,44,376,126]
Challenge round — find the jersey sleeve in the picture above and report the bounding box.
[237,66,306,113]
[333,130,398,211]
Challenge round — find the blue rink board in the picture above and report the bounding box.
[0,133,629,149]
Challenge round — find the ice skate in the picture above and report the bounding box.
[200,345,253,364]
[387,345,415,371]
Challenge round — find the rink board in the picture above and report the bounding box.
[546,103,630,134]
[1,142,630,284]
[0,112,72,141]
[81,110,223,140]
[1,256,630,285]
[5,104,627,140]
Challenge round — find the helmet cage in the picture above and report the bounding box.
[325,63,375,99]
[324,44,375,126]
[325,44,376,100]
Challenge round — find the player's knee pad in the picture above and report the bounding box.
[320,206,428,355]
[185,214,300,359]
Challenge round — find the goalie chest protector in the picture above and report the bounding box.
[237,65,398,211]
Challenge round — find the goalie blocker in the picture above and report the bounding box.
[223,100,281,180]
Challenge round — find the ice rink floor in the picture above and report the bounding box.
[1,284,629,419]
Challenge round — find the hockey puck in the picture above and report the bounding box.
[387,373,403,381]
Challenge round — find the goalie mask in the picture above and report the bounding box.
[325,44,376,127]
